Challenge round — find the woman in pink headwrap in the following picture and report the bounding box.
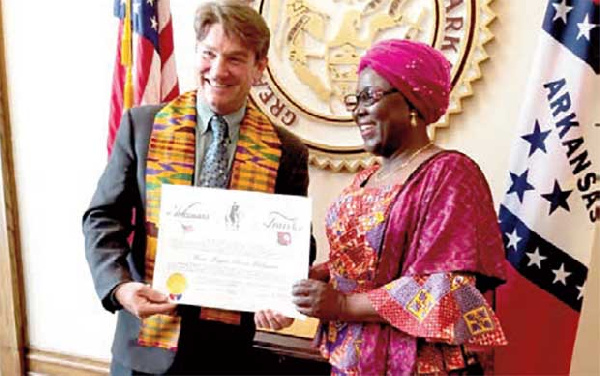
[292,39,508,375]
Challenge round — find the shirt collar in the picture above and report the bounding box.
[196,91,246,138]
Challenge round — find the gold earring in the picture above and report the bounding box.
[410,111,418,128]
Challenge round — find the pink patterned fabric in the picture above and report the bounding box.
[358,39,451,125]
[318,151,507,375]
[368,274,506,347]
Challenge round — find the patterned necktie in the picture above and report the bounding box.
[199,115,230,188]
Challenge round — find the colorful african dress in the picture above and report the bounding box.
[317,151,508,375]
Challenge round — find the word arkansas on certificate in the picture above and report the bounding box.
[152,184,312,318]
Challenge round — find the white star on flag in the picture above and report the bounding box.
[133,1,141,14]
[147,0,154,6]
[506,229,521,252]
[577,14,598,40]
[150,16,158,30]
[525,248,547,268]
[552,263,571,285]
[575,285,584,300]
[552,0,573,23]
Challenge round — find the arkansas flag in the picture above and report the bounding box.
[108,0,179,155]
[495,0,599,373]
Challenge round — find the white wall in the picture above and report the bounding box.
[2,0,597,373]
[3,0,118,359]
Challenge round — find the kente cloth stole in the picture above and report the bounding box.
[138,90,282,350]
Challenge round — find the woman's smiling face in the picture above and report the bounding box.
[352,68,413,158]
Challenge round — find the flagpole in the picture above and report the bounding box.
[121,0,133,110]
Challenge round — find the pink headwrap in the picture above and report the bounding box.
[358,39,451,125]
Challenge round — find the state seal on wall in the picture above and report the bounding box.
[249,0,496,171]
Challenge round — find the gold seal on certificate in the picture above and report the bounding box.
[152,184,312,318]
[165,272,187,301]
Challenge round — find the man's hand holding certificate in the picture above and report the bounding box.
[152,184,311,319]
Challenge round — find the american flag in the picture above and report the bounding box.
[108,0,180,155]
[495,0,599,373]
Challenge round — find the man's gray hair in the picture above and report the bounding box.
[194,0,270,61]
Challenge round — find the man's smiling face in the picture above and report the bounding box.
[196,23,267,115]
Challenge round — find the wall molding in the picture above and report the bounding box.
[27,348,109,376]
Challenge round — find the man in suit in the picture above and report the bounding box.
[83,1,311,374]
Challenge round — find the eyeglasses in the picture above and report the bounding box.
[343,87,399,112]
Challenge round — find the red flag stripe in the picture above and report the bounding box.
[134,36,156,105]
[159,17,175,61]
[161,54,179,99]
[164,84,180,103]
[108,22,126,154]
[495,267,579,374]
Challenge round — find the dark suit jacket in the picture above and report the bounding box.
[83,104,312,373]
